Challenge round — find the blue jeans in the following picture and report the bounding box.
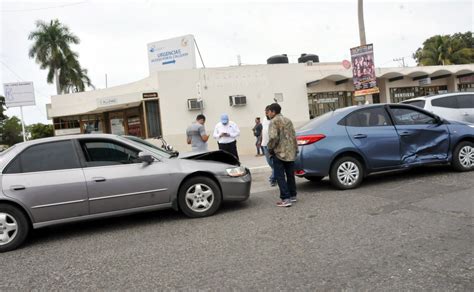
[262,146,275,183]
[272,157,297,200]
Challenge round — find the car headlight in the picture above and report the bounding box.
[226,166,246,177]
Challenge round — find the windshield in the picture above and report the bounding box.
[120,136,173,159]
[403,100,426,108]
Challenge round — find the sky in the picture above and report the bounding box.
[0,0,472,125]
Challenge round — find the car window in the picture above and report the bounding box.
[345,107,392,127]
[431,96,458,109]
[80,140,140,166]
[403,100,425,108]
[299,110,335,131]
[456,94,474,109]
[4,141,79,174]
[390,107,437,125]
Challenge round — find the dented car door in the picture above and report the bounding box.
[388,105,450,165]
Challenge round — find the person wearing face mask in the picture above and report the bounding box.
[213,113,240,160]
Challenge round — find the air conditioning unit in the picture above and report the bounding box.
[229,95,247,106]
[187,98,203,110]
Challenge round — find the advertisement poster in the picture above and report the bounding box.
[350,44,379,96]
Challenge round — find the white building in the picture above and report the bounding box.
[48,62,474,154]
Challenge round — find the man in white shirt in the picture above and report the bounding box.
[261,105,276,186]
[213,113,240,160]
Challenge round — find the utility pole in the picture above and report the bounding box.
[393,57,406,67]
[358,0,367,45]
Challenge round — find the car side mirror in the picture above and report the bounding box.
[138,152,154,164]
[435,116,443,124]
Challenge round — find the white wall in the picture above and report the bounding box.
[157,64,310,154]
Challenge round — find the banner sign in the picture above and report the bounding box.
[3,81,36,108]
[350,44,379,96]
[147,35,197,73]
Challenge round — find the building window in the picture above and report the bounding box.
[307,91,353,118]
[81,114,104,134]
[53,116,80,130]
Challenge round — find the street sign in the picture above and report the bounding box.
[147,35,197,73]
[418,77,432,86]
[3,81,36,108]
[317,98,339,104]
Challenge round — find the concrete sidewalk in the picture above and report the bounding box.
[239,154,271,173]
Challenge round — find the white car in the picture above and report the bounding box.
[402,92,474,123]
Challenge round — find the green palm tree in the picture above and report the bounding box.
[58,51,94,93]
[28,19,86,94]
[414,34,473,66]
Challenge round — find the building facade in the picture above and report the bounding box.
[48,63,474,154]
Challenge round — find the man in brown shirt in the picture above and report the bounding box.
[267,103,298,207]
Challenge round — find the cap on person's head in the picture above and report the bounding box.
[220,113,229,124]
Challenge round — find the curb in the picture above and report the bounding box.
[248,165,271,174]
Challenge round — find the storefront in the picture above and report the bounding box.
[458,74,474,92]
[390,85,449,103]
[52,96,162,138]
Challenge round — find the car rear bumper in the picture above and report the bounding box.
[218,170,251,201]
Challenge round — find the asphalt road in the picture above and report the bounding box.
[1,166,473,291]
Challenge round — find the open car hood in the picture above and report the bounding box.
[179,150,240,166]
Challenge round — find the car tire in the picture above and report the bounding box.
[452,141,474,172]
[305,176,324,182]
[329,156,364,190]
[178,176,222,218]
[0,204,30,253]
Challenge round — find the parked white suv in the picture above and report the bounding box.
[402,92,474,123]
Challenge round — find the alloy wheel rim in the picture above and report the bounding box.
[185,183,214,213]
[0,212,18,246]
[337,161,360,186]
[459,146,474,168]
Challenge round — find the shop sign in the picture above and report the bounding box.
[350,44,379,97]
[459,75,474,84]
[55,128,81,136]
[147,34,197,73]
[317,97,339,104]
[97,97,118,107]
[418,77,431,86]
[3,81,36,108]
[394,92,415,98]
[143,92,158,99]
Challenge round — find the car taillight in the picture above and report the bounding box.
[296,134,326,145]
[295,170,305,175]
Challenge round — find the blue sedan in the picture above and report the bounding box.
[295,104,474,189]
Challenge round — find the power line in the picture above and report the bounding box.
[0,1,86,13]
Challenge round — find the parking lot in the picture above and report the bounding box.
[1,165,473,290]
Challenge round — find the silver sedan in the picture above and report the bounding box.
[0,134,251,252]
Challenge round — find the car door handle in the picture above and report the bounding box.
[399,131,412,137]
[462,112,469,116]
[92,177,106,182]
[353,134,367,139]
[10,185,26,191]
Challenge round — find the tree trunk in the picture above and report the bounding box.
[54,70,61,95]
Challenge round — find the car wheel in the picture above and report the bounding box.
[178,176,222,218]
[452,141,474,172]
[305,176,324,182]
[0,204,30,253]
[329,156,364,190]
